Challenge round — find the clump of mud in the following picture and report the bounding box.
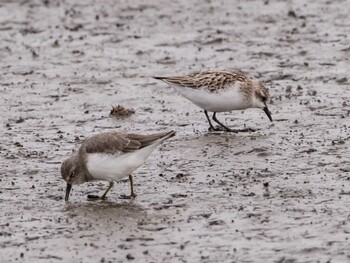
[110,105,135,117]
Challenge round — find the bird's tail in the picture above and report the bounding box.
[158,130,176,142]
[152,76,165,80]
[123,131,175,170]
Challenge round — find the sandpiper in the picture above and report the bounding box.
[61,130,175,201]
[153,70,273,132]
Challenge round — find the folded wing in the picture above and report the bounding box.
[81,131,175,155]
[153,71,248,92]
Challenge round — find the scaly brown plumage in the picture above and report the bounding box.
[153,70,272,132]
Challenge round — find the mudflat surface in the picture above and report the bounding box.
[1,0,350,262]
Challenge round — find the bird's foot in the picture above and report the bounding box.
[208,126,226,132]
[209,126,257,133]
[119,193,137,200]
[209,125,238,132]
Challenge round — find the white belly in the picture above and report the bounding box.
[172,83,249,112]
[86,144,159,182]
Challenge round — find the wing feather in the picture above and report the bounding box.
[153,71,248,92]
[81,131,175,155]
[82,132,138,154]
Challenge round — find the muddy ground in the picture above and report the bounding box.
[1,0,350,262]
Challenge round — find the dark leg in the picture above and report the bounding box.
[129,174,137,198]
[100,181,114,199]
[204,110,219,131]
[212,112,235,132]
[212,113,256,133]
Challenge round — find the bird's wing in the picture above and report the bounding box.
[82,131,175,154]
[82,132,141,155]
[153,71,248,92]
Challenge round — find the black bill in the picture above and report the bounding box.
[263,107,273,122]
[65,183,72,201]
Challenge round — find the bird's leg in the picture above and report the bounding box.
[204,110,219,131]
[212,113,256,133]
[100,181,114,200]
[212,112,235,132]
[119,175,137,199]
[129,174,137,198]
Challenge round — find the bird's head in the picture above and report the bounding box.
[60,155,86,201]
[252,82,273,122]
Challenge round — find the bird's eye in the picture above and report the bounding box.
[69,172,74,178]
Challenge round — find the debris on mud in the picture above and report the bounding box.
[208,219,226,226]
[263,182,270,197]
[15,117,25,124]
[110,105,135,117]
[87,194,100,200]
[287,10,298,18]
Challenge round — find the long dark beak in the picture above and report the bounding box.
[263,106,273,122]
[65,183,72,201]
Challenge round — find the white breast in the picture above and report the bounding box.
[172,83,249,112]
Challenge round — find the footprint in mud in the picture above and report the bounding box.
[247,147,271,157]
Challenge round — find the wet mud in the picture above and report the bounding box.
[0,0,349,262]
